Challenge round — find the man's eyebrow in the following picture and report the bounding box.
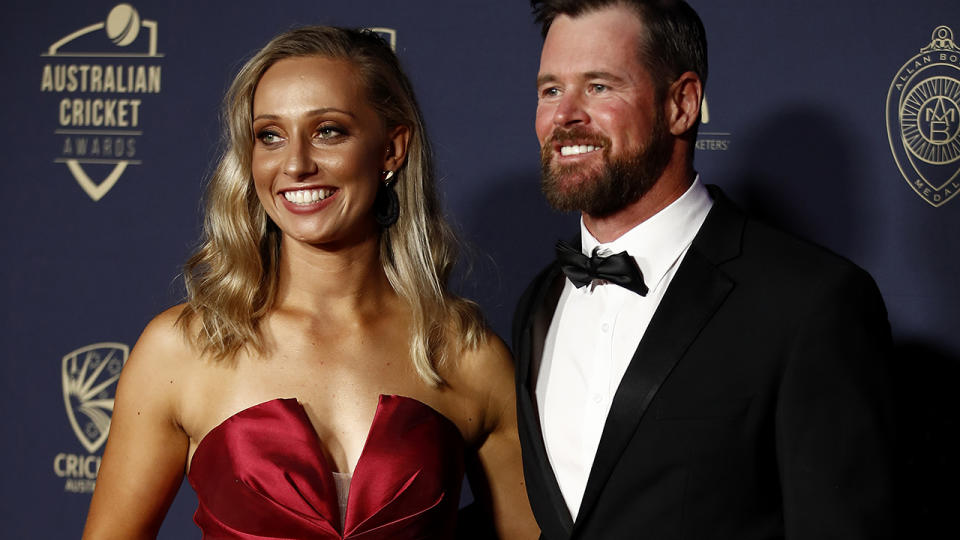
[583,71,626,84]
[536,74,558,88]
[535,71,628,89]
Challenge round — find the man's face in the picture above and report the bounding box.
[535,5,673,217]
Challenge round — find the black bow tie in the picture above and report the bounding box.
[555,240,649,296]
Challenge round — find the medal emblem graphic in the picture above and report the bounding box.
[886,26,960,207]
[61,343,128,453]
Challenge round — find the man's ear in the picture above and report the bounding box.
[383,125,411,172]
[665,71,703,136]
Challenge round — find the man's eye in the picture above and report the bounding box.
[591,84,608,93]
[539,87,560,99]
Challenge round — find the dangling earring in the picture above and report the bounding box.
[374,170,399,227]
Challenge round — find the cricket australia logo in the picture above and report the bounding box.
[886,25,960,207]
[61,343,128,453]
[40,3,163,201]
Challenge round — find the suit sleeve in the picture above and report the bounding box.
[511,264,554,357]
[776,264,896,539]
[511,282,534,359]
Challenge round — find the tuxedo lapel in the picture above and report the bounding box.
[574,190,744,528]
[516,266,575,535]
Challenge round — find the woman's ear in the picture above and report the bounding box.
[383,125,411,172]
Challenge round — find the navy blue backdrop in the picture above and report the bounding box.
[2,1,958,537]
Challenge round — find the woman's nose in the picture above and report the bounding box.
[283,137,317,179]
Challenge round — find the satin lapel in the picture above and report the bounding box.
[516,265,575,535]
[574,188,744,528]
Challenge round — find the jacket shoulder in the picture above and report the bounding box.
[511,262,560,351]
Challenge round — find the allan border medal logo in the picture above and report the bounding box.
[54,342,128,493]
[40,3,163,201]
[886,25,960,207]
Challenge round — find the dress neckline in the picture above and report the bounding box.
[190,394,458,474]
[187,393,466,538]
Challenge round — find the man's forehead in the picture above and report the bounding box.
[544,4,647,43]
[538,7,647,79]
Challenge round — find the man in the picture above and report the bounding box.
[512,1,895,538]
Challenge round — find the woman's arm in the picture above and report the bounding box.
[466,334,540,539]
[82,309,191,539]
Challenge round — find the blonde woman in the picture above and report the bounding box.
[83,26,537,539]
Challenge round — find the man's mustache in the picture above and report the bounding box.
[544,126,611,148]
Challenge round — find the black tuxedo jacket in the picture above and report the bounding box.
[512,187,895,539]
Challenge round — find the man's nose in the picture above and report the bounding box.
[284,136,318,179]
[553,92,589,127]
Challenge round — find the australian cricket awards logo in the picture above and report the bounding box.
[886,25,960,207]
[53,342,128,493]
[40,3,163,201]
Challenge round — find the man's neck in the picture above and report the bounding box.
[583,167,695,243]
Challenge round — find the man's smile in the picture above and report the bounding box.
[559,144,602,156]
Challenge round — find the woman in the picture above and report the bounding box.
[82,26,537,539]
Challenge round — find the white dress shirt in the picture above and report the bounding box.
[535,177,713,520]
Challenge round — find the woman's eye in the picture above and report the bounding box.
[316,125,344,140]
[256,131,281,145]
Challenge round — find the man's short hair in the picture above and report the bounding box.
[531,0,708,95]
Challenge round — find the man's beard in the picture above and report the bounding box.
[540,114,672,218]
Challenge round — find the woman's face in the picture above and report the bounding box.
[251,56,402,248]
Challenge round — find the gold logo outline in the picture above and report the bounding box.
[886,25,960,207]
[61,342,128,454]
[366,27,397,51]
[44,3,161,202]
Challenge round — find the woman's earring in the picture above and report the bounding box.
[374,170,399,227]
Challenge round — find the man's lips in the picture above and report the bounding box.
[547,127,608,158]
[559,144,602,156]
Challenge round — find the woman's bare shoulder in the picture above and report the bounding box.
[441,327,516,432]
[139,303,198,349]
[456,328,514,380]
[123,303,201,379]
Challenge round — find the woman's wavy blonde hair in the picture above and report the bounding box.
[178,26,484,385]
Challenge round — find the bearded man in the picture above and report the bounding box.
[512,1,896,538]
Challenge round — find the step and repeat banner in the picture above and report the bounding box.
[2,1,957,537]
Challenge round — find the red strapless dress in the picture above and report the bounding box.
[187,395,465,539]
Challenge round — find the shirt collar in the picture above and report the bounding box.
[579,175,713,292]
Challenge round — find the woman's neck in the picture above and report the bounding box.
[273,233,395,318]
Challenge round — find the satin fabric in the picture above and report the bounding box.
[187,395,464,539]
[554,240,649,296]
